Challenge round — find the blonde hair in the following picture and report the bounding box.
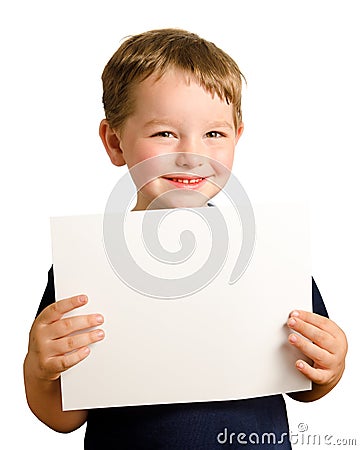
[102,28,245,131]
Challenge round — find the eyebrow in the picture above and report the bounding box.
[207,121,234,130]
[143,119,234,129]
[143,119,177,129]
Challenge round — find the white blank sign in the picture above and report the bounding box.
[50,203,311,411]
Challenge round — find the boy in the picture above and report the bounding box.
[24,29,347,449]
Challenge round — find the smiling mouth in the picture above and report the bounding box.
[166,177,204,184]
[162,175,208,189]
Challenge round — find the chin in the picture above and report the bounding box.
[146,190,212,210]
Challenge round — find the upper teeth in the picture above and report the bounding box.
[171,178,203,184]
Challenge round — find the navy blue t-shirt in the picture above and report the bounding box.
[37,267,328,449]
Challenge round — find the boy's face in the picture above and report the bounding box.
[101,69,243,210]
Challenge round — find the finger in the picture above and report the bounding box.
[46,347,92,379]
[39,295,88,325]
[49,328,105,356]
[288,332,334,369]
[294,359,329,384]
[48,313,104,339]
[287,316,337,353]
[289,310,339,338]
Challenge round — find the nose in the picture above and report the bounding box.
[175,151,205,170]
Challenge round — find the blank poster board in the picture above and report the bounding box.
[50,203,311,411]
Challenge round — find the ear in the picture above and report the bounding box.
[99,119,126,166]
[235,122,244,145]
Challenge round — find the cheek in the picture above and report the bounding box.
[213,147,235,171]
[223,153,234,170]
[130,143,169,167]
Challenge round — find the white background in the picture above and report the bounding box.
[1,1,359,448]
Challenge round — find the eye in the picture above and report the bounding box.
[151,131,175,138]
[205,131,224,138]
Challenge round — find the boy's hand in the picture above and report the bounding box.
[287,310,347,388]
[26,295,105,382]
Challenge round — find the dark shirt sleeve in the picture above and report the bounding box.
[312,276,328,318]
[36,266,55,317]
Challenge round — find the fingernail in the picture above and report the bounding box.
[289,334,298,343]
[96,330,105,338]
[291,310,300,317]
[79,295,87,304]
[288,318,296,327]
[96,314,104,324]
[296,361,304,370]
